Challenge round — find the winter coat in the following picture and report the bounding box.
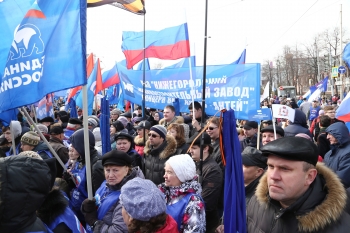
[246,163,350,233]
[143,135,177,185]
[159,178,206,233]
[324,122,350,188]
[197,156,222,233]
[240,134,258,152]
[0,156,52,233]
[127,149,142,168]
[175,142,190,155]
[245,174,263,206]
[159,116,182,128]
[189,114,209,137]
[49,136,69,177]
[33,141,52,159]
[284,109,313,138]
[91,167,145,233]
[37,189,85,233]
[313,117,344,142]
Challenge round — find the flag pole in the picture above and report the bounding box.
[142,8,147,146]
[21,107,66,170]
[10,121,16,156]
[199,0,209,184]
[82,85,93,200]
[184,9,196,120]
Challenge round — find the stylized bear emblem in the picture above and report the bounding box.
[7,24,44,61]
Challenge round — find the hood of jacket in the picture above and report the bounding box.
[0,156,51,232]
[326,122,350,146]
[290,109,308,128]
[11,120,22,138]
[144,135,177,160]
[70,128,95,158]
[34,141,50,151]
[255,163,347,232]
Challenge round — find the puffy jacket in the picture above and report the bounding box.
[143,135,177,185]
[247,163,350,233]
[324,122,350,188]
[284,109,313,138]
[89,167,145,233]
[0,156,51,233]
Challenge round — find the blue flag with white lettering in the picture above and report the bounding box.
[0,0,87,112]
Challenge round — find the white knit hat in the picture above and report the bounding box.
[166,154,196,182]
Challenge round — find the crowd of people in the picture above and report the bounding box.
[0,95,349,233]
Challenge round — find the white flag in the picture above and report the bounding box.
[272,104,295,122]
[260,81,270,102]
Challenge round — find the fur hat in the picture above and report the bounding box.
[166,154,196,182]
[117,116,129,127]
[120,177,166,221]
[150,125,167,139]
[102,150,132,167]
[21,131,40,146]
[18,151,42,160]
[35,124,48,134]
[112,120,125,132]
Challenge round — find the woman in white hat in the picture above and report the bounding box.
[158,154,206,233]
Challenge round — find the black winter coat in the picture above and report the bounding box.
[143,135,177,185]
[247,163,350,233]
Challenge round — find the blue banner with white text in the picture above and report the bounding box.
[117,64,260,119]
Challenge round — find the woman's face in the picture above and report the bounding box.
[167,128,177,138]
[110,125,117,135]
[163,163,182,187]
[154,113,159,121]
[116,139,131,153]
[69,146,80,160]
[3,130,12,142]
[104,165,129,186]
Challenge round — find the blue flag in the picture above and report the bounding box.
[0,109,19,126]
[36,94,54,120]
[222,109,246,233]
[164,56,196,69]
[0,0,87,112]
[136,58,151,70]
[231,49,246,64]
[75,60,99,115]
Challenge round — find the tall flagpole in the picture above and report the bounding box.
[199,0,209,184]
[142,7,147,147]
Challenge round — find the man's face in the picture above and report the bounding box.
[163,108,175,122]
[267,155,316,208]
[262,132,282,146]
[20,143,35,152]
[243,165,262,186]
[3,130,12,142]
[325,109,336,119]
[77,110,82,116]
[148,130,164,148]
[190,108,202,119]
[327,133,338,145]
[111,113,119,120]
[243,127,257,138]
[206,123,219,140]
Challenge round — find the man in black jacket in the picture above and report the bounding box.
[188,132,222,233]
[246,137,350,233]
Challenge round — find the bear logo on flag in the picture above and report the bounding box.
[7,24,44,61]
[120,72,135,97]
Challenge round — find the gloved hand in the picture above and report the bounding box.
[82,198,98,226]
[62,171,75,189]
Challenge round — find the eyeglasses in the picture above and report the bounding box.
[207,127,218,130]
[148,133,160,138]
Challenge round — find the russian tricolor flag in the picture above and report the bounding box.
[121,23,190,69]
[336,92,350,122]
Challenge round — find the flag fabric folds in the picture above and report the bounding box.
[0,0,87,112]
[164,56,196,69]
[35,94,54,120]
[343,43,350,67]
[0,109,19,126]
[307,77,329,102]
[122,23,190,69]
[87,0,145,15]
[336,91,350,122]
[222,109,246,233]
[260,81,270,103]
[102,60,125,89]
[67,53,94,102]
[75,59,102,115]
[231,49,246,64]
[100,96,111,155]
[136,58,151,70]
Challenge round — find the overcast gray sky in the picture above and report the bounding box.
[86,0,350,69]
